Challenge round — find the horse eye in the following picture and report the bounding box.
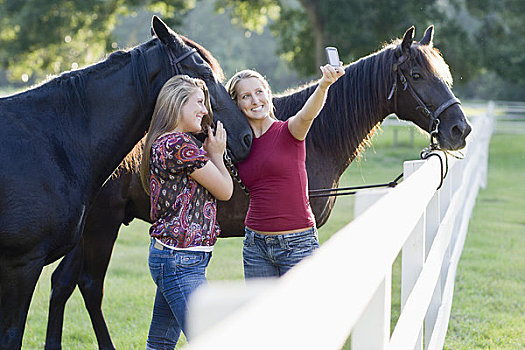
[412,72,421,80]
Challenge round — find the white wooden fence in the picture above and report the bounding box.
[183,104,494,350]
[493,100,525,134]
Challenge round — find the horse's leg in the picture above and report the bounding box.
[45,242,84,350]
[77,222,120,350]
[0,254,44,350]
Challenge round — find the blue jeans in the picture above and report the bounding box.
[243,227,319,279]
[146,240,212,350]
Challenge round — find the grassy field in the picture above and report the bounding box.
[21,111,525,349]
[444,127,525,349]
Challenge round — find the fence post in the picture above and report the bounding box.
[425,202,442,347]
[480,103,494,188]
[352,188,393,350]
[351,267,392,350]
[401,160,426,350]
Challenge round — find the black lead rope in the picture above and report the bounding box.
[308,173,403,198]
[309,142,463,198]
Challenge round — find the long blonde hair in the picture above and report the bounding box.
[225,69,276,120]
[140,75,212,194]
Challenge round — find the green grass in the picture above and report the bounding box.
[21,116,525,349]
[444,131,525,349]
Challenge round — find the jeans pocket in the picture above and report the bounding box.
[175,252,206,267]
[285,235,319,258]
[286,235,318,248]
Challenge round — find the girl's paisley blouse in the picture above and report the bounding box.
[148,132,219,248]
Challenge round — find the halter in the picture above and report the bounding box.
[166,46,198,75]
[387,52,461,152]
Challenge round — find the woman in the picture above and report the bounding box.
[140,74,233,349]
[226,64,344,279]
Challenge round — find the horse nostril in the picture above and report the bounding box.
[452,122,471,139]
[451,125,463,139]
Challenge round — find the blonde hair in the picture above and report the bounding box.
[140,75,213,194]
[226,69,276,120]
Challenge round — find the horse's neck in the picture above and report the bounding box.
[13,41,166,193]
[84,43,167,190]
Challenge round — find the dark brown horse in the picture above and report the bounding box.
[0,16,252,350]
[45,25,471,349]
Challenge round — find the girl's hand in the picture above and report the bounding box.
[203,121,227,157]
[319,63,345,89]
[192,121,232,200]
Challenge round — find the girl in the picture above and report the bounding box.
[226,64,344,278]
[140,75,232,348]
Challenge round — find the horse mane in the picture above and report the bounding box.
[179,34,226,82]
[274,47,396,164]
[274,39,453,165]
[110,136,145,178]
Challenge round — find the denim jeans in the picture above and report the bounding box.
[243,227,319,279]
[146,240,212,350]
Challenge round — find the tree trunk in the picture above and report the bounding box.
[298,0,325,68]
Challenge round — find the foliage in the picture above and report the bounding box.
[0,0,524,99]
[0,0,193,82]
[212,0,482,79]
[465,0,525,84]
[270,5,316,76]
[213,0,524,96]
[215,0,280,34]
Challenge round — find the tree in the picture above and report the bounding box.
[216,0,484,81]
[0,0,193,82]
[464,0,525,84]
[2,0,523,91]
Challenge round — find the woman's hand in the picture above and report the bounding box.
[287,63,345,141]
[203,121,227,157]
[191,121,233,200]
[319,63,345,90]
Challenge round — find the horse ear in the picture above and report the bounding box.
[151,15,180,45]
[401,26,415,54]
[419,25,434,46]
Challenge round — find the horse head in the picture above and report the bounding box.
[151,16,252,162]
[388,25,471,151]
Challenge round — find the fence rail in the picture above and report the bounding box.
[184,104,494,350]
[494,100,525,134]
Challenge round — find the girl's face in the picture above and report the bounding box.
[177,89,208,133]
[235,77,271,123]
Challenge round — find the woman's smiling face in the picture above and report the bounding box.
[235,77,271,123]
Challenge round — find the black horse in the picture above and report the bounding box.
[218,25,470,234]
[0,16,252,350]
[45,25,471,349]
